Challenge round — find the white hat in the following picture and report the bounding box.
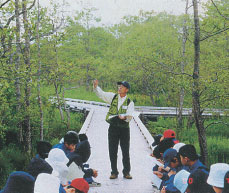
[173,143,185,152]
[34,173,60,193]
[51,162,69,185]
[207,163,229,188]
[45,149,69,185]
[45,148,69,165]
[174,169,190,193]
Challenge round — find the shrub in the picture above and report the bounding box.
[0,145,30,189]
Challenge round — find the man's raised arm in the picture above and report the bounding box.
[93,80,115,104]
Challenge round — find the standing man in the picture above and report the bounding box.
[93,80,134,179]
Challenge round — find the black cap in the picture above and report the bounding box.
[64,132,79,145]
[117,81,130,89]
[179,144,199,161]
[36,141,52,159]
[152,134,163,146]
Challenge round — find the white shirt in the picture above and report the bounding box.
[94,86,135,122]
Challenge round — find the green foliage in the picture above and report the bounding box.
[0,145,30,188]
[43,108,84,142]
[147,117,178,135]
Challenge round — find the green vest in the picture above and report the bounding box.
[106,94,131,128]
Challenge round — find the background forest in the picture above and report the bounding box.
[0,0,228,188]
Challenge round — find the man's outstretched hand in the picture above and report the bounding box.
[93,79,99,89]
[118,115,126,120]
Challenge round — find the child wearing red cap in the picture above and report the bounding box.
[163,129,179,144]
[64,178,89,193]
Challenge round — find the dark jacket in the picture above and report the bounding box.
[27,157,53,179]
[189,159,209,174]
[67,152,93,178]
[67,136,93,178]
[75,140,91,163]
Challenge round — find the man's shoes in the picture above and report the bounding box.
[110,174,118,179]
[88,181,101,187]
[123,174,132,179]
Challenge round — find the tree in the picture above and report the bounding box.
[191,0,229,164]
[22,0,32,153]
[36,0,44,140]
[177,0,190,138]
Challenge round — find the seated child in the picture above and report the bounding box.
[0,171,35,193]
[67,134,101,187]
[207,163,229,193]
[27,141,53,179]
[174,169,214,193]
[53,131,79,157]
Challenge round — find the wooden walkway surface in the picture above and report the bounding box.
[74,104,158,193]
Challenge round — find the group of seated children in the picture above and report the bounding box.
[0,131,100,193]
[151,129,229,193]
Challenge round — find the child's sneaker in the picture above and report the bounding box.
[88,181,101,187]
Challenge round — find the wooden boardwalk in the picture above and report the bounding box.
[65,98,228,117]
[68,102,159,193]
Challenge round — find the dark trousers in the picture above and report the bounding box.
[108,124,130,175]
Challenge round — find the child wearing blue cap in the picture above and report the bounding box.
[156,148,184,193]
[0,171,35,193]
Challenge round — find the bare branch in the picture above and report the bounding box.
[200,27,229,41]
[0,0,10,8]
[187,4,193,10]
[210,0,229,20]
[166,71,193,77]
[201,94,229,104]
[4,0,36,28]
[63,86,80,91]
[30,18,64,41]
[0,76,23,81]
[205,121,229,130]
[151,59,193,77]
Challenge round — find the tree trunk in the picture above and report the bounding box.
[53,28,64,122]
[177,0,189,138]
[36,0,44,140]
[22,0,32,153]
[15,0,23,142]
[62,88,70,129]
[192,0,208,165]
[54,82,64,121]
[86,63,90,91]
[149,94,156,106]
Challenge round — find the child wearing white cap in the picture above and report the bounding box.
[34,173,60,193]
[173,143,185,152]
[45,148,69,186]
[173,168,215,193]
[173,169,190,193]
[207,163,229,193]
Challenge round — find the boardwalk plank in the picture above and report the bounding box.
[84,106,159,193]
